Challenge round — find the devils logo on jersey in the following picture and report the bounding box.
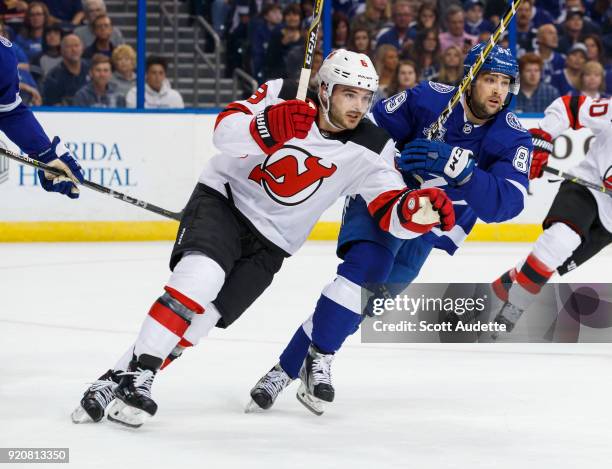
[248,145,337,205]
[604,165,612,190]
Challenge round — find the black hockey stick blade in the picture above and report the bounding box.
[0,147,184,221]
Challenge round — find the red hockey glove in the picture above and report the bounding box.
[529,128,553,180]
[250,99,317,154]
[398,188,455,234]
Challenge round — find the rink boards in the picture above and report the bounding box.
[0,111,595,242]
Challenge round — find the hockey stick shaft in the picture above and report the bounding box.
[0,147,183,220]
[296,0,325,101]
[543,165,612,197]
[427,0,523,140]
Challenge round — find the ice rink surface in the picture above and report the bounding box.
[1,241,611,469]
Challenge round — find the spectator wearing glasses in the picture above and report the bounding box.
[14,2,54,62]
[82,14,114,59]
[74,0,124,48]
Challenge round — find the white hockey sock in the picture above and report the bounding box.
[531,222,582,270]
[133,252,226,363]
[183,303,222,346]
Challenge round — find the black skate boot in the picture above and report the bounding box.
[71,369,120,423]
[246,363,294,412]
[296,344,335,416]
[107,354,162,428]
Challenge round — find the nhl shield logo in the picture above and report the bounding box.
[248,145,337,206]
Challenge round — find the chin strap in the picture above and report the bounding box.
[318,88,348,132]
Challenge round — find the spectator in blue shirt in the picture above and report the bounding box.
[42,33,89,105]
[376,0,415,57]
[249,3,282,82]
[45,0,84,25]
[550,42,586,95]
[14,2,53,62]
[463,0,495,36]
[534,23,565,84]
[515,52,560,113]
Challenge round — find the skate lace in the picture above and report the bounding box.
[89,379,117,407]
[311,354,334,386]
[259,369,291,398]
[120,369,155,398]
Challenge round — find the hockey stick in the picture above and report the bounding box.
[0,147,183,220]
[426,0,523,140]
[543,165,612,198]
[296,0,324,101]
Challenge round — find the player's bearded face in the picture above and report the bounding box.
[328,85,373,130]
[470,72,511,118]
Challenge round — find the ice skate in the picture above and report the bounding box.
[107,354,161,428]
[296,344,335,416]
[71,369,120,423]
[246,363,294,413]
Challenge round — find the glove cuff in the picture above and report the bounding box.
[250,107,282,154]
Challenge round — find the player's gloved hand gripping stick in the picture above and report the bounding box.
[0,146,184,220]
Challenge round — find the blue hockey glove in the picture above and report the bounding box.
[32,136,84,199]
[396,138,475,187]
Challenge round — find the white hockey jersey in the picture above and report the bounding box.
[539,95,612,233]
[199,79,423,255]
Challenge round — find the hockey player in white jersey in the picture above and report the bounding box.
[72,49,455,428]
[492,94,612,331]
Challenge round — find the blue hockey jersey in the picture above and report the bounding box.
[371,80,531,254]
[0,37,51,154]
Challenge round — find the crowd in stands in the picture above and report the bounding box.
[0,0,184,108]
[219,0,612,112]
[1,0,611,112]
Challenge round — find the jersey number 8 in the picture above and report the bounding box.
[513,146,530,173]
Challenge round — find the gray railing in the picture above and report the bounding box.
[193,15,220,107]
[232,68,258,102]
[159,0,180,87]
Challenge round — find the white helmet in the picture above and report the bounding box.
[317,49,379,130]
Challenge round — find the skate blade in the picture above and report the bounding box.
[71,405,95,424]
[244,399,267,414]
[106,399,152,428]
[296,383,325,416]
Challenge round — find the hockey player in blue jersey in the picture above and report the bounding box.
[0,37,83,198]
[247,43,533,414]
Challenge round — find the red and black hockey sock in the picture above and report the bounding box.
[515,254,554,295]
[492,267,517,302]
